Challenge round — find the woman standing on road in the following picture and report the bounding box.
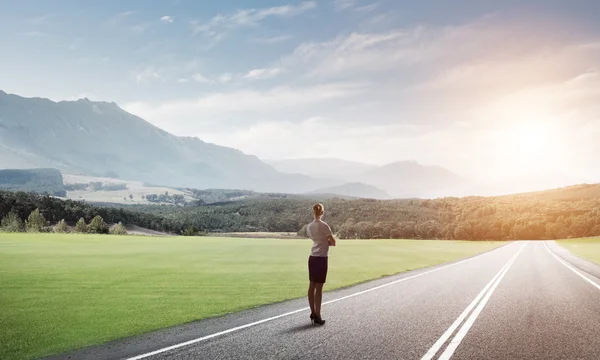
[307,203,336,326]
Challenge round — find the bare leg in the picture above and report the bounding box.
[308,282,316,316]
[314,283,324,317]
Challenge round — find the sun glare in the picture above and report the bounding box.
[511,123,550,157]
[500,121,564,177]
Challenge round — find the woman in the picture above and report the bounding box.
[306,203,336,326]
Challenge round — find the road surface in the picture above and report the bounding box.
[50,241,600,360]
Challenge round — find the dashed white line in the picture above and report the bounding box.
[544,241,600,291]
[126,244,514,360]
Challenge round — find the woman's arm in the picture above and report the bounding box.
[327,235,336,246]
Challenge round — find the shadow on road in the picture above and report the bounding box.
[282,324,317,334]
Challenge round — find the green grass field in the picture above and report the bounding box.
[557,238,600,265]
[0,234,502,359]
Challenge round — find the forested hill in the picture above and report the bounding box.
[2,183,600,240]
[133,183,600,240]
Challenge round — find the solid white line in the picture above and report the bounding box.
[437,242,526,360]
[420,242,525,360]
[126,244,514,360]
[544,241,600,291]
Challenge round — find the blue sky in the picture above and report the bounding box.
[2,0,600,182]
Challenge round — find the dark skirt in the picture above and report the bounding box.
[308,256,328,284]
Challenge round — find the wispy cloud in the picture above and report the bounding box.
[109,10,137,25]
[160,16,174,24]
[218,73,234,84]
[191,1,317,42]
[28,14,55,24]
[124,82,365,126]
[244,67,283,80]
[251,35,294,44]
[191,73,212,83]
[135,59,212,84]
[334,0,356,10]
[334,0,379,12]
[18,31,50,37]
[135,66,165,83]
[131,23,151,34]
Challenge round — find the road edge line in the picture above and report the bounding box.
[544,241,600,291]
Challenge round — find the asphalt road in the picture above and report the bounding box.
[51,241,600,360]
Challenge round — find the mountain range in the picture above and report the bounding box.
[1,90,588,199]
[267,158,465,198]
[0,90,331,194]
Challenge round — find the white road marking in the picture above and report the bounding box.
[421,242,526,360]
[544,241,600,291]
[126,243,515,360]
[437,242,526,360]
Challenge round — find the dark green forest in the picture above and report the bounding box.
[2,183,600,240]
[0,191,184,233]
[0,169,66,197]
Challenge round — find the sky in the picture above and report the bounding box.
[2,0,600,183]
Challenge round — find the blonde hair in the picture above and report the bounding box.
[313,203,324,218]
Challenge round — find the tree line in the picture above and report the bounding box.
[0,190,187,234]
[3,183,600,240]
[134,184,600,240]
[0,207,128,235]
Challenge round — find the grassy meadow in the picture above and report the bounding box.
[557,237,600,265]
[0,233,502,359]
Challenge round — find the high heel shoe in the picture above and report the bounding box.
[310,313,315,323]
[313,315,325,326]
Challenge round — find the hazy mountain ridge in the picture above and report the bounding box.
[309,182,390,199]
[0,91,335,194]
[350,160,465,198]
[268,157,467,198]
[266,158,378,180]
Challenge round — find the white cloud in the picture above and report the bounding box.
[243,67,283,80]
[28,14,55,24]
[251,35,293,44]
[135,66,164,83]
[334,0,357,10]
[218,73,234,83]
[160,16,174,23]
[191,73,212,83]
[109,10,137,25]
[334,0,379,12]
[124,82,365,130]
[134,59,208,84]
[191,1,317,41]
[18,31,50,37]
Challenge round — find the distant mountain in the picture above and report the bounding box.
[308,182,390,199]
[267,158,466,198]
[266,158,377,180]
[0,91,334,194]
[350,161,465,198]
